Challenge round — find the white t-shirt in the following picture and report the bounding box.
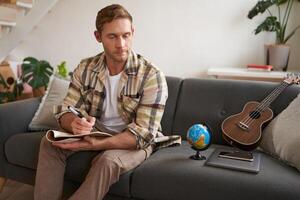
[100,69,126,133]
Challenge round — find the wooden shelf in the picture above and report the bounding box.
[0,0,17,4]
[207,67,290,82]
[16,0,34,9]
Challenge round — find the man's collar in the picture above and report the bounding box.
[124,50,139,76]
[92,50,139,76]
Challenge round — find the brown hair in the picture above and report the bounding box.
[96,4,133,32]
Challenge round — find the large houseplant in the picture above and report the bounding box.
[248,0,300,71]
[21,57,54,97]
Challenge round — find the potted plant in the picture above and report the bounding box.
[21,57,54,97]
[55,61,69,79]
[248,0,300,71]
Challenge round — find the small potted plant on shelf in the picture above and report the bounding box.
[248,0,300,71]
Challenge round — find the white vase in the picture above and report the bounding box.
[265,44,290,71]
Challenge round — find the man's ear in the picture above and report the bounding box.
[131,26,135,35]
[94,31,102,43]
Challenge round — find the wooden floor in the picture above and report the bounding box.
[0,180,33,200]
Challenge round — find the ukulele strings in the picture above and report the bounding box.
[242,84,285,125]
[241,82,288,126]
[254,82,288,112]
[240,82,289,126]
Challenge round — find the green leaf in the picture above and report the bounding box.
[21,57,54,89]
[254,16,281,34]
[23,57,38,65]
[247,0,288,19]
[248,0,274,19]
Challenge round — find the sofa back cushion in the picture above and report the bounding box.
[29,76,70,130]
[172,78,300,145]
[260,93,300,172]
[161,76,182,136]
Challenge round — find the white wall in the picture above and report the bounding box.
[9,0,300,78]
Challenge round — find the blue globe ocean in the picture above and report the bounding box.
[187,124,211,150]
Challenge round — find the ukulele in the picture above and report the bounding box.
[222,73,300,151]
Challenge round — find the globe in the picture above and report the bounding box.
[187,124,212,160]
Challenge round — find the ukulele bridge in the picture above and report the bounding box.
[237,122,249,131]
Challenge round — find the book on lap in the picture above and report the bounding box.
[46,130,113,143]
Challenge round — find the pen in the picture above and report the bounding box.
[68,106,84,118]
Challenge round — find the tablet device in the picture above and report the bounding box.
[205,148,260,173]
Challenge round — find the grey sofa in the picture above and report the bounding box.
[1,77,300,200]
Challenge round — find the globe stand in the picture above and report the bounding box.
[190,147,206,160]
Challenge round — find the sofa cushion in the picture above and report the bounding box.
[260,93,300,172]
[131,141,300,200]
[5,132,132,197]
[29,76,70,131]
[161,76,182,135]
[5,132,44,170]
[172,78,300,145]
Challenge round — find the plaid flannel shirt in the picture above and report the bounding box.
[54,51,181,150]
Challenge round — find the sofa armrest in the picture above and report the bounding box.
[0,97,41,174]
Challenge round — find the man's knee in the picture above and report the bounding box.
[92,153,121,168]
[39,136,53,151]
[38,136,70,159]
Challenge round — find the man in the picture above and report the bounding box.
[34,4,180,200]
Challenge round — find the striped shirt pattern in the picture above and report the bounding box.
[54,51,181,149]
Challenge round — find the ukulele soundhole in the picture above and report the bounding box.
[249,111,261,119]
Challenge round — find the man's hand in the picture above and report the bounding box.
[71,116,96,135]
[59,112,96,135]
[52,136,98,151]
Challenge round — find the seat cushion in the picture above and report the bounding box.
[5,132,132,197]
[5,132,44,170]
[131,141,300,200]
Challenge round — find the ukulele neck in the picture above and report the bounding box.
[258,81,290,110]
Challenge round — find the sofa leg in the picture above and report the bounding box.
[0,177,7,193]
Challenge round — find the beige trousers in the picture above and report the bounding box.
[34,136,152,200]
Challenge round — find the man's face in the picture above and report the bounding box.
[95,18,134,63]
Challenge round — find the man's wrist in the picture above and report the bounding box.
[59,112,77,133]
